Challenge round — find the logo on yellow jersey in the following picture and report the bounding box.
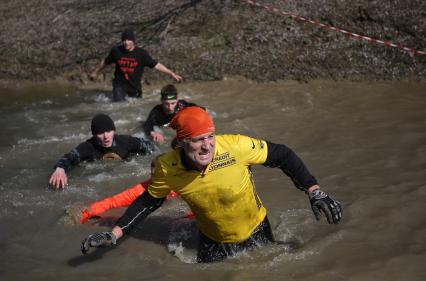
[209,152,236,171]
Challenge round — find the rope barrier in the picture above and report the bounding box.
[242,0,426,56]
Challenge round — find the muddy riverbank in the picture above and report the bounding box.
[1,0,425,87]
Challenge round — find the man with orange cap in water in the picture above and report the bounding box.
[81,107,342,262]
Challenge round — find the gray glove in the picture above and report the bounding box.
[81,231,117,254]
[309,189,342,224]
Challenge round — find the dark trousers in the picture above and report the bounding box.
[112,82,142,102]
[197,216,275,263]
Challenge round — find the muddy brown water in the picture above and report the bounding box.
[0,78,425,281]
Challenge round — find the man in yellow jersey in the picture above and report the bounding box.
[81,107,342,262]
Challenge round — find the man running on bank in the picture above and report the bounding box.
[90,30,182,101]
[143,84,197,144]
[49,113,155,189]
[81,107,342,262]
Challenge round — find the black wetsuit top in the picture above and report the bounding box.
[53,135,155,172]
[105,45,157,93]
[143,100,197,136]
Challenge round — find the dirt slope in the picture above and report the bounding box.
[1,0,425,85]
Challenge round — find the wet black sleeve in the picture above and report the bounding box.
[126,136,156,155]
[53,142,95,172]
[143,108,155,137]
[53,149,80,172]
[263,141,318,191]
[115,191,165,234]
[143,107,161,136]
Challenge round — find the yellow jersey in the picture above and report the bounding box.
[148,134,269,243]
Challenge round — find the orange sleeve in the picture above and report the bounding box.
[81,179,151,223]
[91,179,151,213]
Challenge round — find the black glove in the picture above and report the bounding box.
[81,231,117,254]
[309,189,342,224]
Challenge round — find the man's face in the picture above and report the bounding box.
[161,99,178,115]
[122,39,135,51]
[182,132,215,171]
[96,130,115,148]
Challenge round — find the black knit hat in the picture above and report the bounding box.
[91,114,116,135]
[121,29,135,42]
[160,84,178,100]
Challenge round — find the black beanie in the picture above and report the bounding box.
[91,114,116,135]
[160,84,178,100]
[121,30,135,42]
